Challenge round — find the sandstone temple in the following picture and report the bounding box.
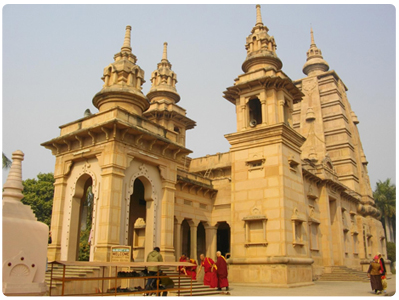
[42,5,387,286]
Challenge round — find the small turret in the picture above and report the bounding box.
[147,42,180,103]
[242,4,283,73]
[92,25,149,115]
[302,28,329,76]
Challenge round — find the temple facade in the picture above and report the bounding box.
[42,5,387,287]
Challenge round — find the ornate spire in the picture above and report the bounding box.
[2,150,24,202]
[121,25,132,53]
[162,42,168,62]
[302,27,329,76]
[92,25,148,115]
[255,4,263,26]
[242,4,282,73]
[147,42,180,103]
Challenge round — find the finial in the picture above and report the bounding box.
[162,42,168,61]
[121,25,132,52]
[310,26,315,46]
[255,4,263,26]
[2,150,24,202]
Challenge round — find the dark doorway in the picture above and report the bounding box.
[217,222,231,257]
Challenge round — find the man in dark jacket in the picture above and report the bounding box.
[145,247,163,290]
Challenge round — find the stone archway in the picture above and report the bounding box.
[66,173,94,261]
[125,167,158,261]
[128,178,147,261]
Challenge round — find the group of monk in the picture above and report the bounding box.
[177,251,229,291]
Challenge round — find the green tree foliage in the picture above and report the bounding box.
[373,178,396,243]
[2,152,11,169]
[21,173,55,227]
[387,242,396,265]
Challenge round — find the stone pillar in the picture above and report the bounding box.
[278,99,285,123]
[205,226,217,259]
[190,223,198,261]
[174,218,183,260]
[47,175,67,262]
[3,150,49,296]
[94,166,125,261]
[261,99,267,125]
[159,179,176,262]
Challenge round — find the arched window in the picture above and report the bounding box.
[248,98,262,127]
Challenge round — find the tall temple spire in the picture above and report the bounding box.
[162,42,168,61]
[147,42,180,103]
[310,27,315,45]
[121,25,132,53]
[242,4,282,73]
[92,25,148,115]
[255,4,263,26]
[302,27,329,76]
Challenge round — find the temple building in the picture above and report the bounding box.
[42,5,387,287]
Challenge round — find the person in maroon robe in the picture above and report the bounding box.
[215,251,229,291]
[186,258,197,280]
[197,254,218,288]
[177,254,188,275]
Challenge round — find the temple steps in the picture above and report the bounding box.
[45,265,221,296]
[317,266,369,282]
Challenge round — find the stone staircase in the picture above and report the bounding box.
[163,268,222,296]
[45,264,102,295]
[45,265,222,296]
[317,266,369,282]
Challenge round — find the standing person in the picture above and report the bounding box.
[367,255,383,294]
[215,251,229,291]
[197,254,217,288]
[145,247,163,291]
[378,253,387,293]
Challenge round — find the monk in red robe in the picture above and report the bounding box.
[177,254,188,275]
[215,251,229,291]
[198,254,218,288]
[186,258,197,280]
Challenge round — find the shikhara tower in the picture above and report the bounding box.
[42,5,387,287]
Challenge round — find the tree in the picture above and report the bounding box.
[374,178,396,243]
[2,152,11,169]
[21,173,55,227]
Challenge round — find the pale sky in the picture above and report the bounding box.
[2,3,396,191]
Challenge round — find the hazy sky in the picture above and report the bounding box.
[2,3,396,191]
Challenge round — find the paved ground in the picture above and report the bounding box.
[215,275,396,297]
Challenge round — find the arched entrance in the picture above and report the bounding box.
[77,178,93,261]
[128,178,147,261]
[67,174,94,261]
[217,222,231,257]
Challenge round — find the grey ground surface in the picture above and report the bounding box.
[212,275,396,297]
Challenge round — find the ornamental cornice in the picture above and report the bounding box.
[223,75,303,105]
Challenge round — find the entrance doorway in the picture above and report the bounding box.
[128,178,147,261]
